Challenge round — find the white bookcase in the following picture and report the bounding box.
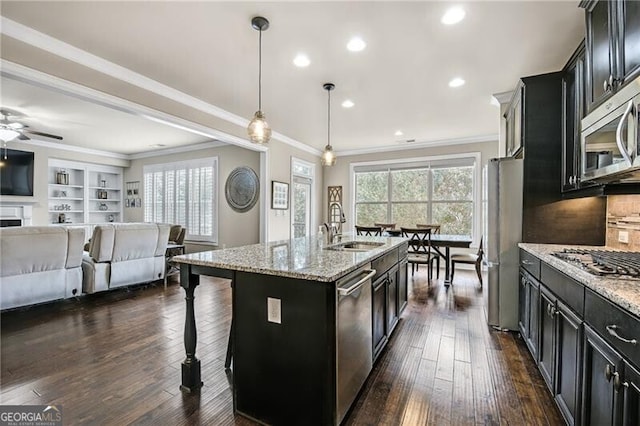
[48,159,123,225]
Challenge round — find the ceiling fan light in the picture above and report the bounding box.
[248,110,271,145]
[0,127,20,142]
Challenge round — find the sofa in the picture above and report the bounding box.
[0,226,85,310]
[82,223,170,294]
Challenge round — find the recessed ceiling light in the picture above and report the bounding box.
[441,6,466,25]
[293,53,310,67]
[347,37,366,52]
[449,77,465,88]
[395,130,403,136]
[341,100,354,108]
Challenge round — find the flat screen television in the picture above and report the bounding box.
[0,148,35,196]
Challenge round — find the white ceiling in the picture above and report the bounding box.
[0,1,585,156]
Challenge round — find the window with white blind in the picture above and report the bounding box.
[143,157,218,243]
[352,154,479,239]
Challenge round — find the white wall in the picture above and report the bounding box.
[125,144,260,250]
[0,140,129,225]
[266,140,323,242]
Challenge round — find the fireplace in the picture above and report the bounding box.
[0,204,33,227]
[0,219,22,227]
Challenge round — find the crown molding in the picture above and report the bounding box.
[128,141,227,159]
[0,17,318,155]
[9,137,130,160]
[336,134,497,157]
[491,90,514,106]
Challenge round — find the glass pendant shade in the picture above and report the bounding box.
[248,110,271,144]
[247,16,271,144]
[0,128,19,142]
[322,144,336,166]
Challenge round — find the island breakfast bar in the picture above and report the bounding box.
[171,234,409,425]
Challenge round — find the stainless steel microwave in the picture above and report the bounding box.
[581,75,640,183]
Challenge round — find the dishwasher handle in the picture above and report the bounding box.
[338,269,376,296]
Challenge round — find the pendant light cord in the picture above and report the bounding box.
[258,29,262,111]
[327,88,331,147]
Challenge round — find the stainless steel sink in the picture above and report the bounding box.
[325,241,385,252]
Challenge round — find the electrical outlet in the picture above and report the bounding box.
[619,230,629,244]
[267,297,281,324]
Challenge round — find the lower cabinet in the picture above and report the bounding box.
[398,258,408,313]
[623,361,640,426]
[554,300,582,426]
[582,325,624,426]
[524,273,540,359]
[539,286,556,390]
[387,265,399,333]
[372,274,387,359]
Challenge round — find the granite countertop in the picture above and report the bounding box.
[172,234,408,282]
[519,243,640,318]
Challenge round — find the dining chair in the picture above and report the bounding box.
[355,225,382,236]
[400,227,438,280]
[451,237,484,287]
[415,224,441,276]
[374,222,396,232]
[416,223,441,234]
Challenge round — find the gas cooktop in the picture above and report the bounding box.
[551,249,640,279]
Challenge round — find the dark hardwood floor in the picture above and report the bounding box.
[0,267,562,425]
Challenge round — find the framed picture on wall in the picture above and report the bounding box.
[271,181,289,210]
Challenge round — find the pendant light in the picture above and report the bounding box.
[247,16,272,145]
[322,83,336,166]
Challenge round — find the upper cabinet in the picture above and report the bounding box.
[562,43,586,192]
[582,0,640,112]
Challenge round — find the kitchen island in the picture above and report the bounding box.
[172,234,409,425]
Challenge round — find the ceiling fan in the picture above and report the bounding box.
[0,108,63,142]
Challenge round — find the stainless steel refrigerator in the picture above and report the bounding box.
[483,157,523,331]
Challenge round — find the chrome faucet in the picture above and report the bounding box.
[328,202,346,243]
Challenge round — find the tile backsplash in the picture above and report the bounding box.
[607,195,640,250]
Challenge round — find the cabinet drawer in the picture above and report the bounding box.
[540,263,585,317]
[520,249,541,279]
[585,289,640,368]
[372,248,398,281]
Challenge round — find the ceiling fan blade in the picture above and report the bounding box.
[17,133,30,141]
[23,130,63,140]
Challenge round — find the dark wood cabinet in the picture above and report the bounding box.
[372,274,387,359]
[582,0,640,112]
[539,286,556,390]
[397,258,408,314]
[623,361,640,425]
[520,269,540,360]
[582,325,624,426]
[554,300,583,426]
[562,43,588,192]
[387,265,398,333]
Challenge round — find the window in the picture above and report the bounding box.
[353,155,477,237]
[144,157,218,242]
[291,158,315,238]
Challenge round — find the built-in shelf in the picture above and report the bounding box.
[48,159,123,225]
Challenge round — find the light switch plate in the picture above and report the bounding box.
[619,230,629,244]
[267,297,281,324]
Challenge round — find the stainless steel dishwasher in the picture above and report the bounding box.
[336,263,376,424]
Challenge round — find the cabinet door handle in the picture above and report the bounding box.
[521,260,534,266]
[606,324,638,345]
[613,372,622,392]
[605,363,614,382]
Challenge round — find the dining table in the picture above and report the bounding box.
[386,230,472,285]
